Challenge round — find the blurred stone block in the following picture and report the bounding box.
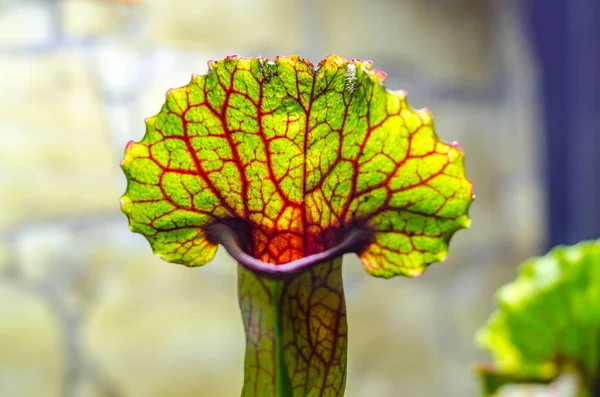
[317,0,493,86]
[82,256,244,397]
[8,215,242,396]
[144,0,302,53]
[62,0,140,39]
[71,376,107,397]
[345,277,445,397]
[0,1,54,47]
[0,283,64,397]
[0,52,121,232]
[15,223,75,282]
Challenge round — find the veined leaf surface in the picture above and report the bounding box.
[121,55,473,396]
[121,55,473,277]
[477,240,600,396]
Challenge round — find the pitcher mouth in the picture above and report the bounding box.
[205,222,373,279]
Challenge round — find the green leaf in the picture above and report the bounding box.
[476,240,600,396]
[120,55,473,396]
[121,55,473,277]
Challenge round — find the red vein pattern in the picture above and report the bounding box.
[121,55,473,277]
[120,55,473,397]
[239,260,346,396]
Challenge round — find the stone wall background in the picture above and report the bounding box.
[0,0,552,396]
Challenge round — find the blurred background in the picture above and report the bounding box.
[0,0,598,396]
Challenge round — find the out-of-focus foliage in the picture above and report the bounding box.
[477,240,600,396]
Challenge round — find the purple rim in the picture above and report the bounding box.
[205,223,372,278]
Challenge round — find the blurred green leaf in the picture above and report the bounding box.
[476,240,600,396]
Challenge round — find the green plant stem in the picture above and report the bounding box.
[237,259,347,397]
